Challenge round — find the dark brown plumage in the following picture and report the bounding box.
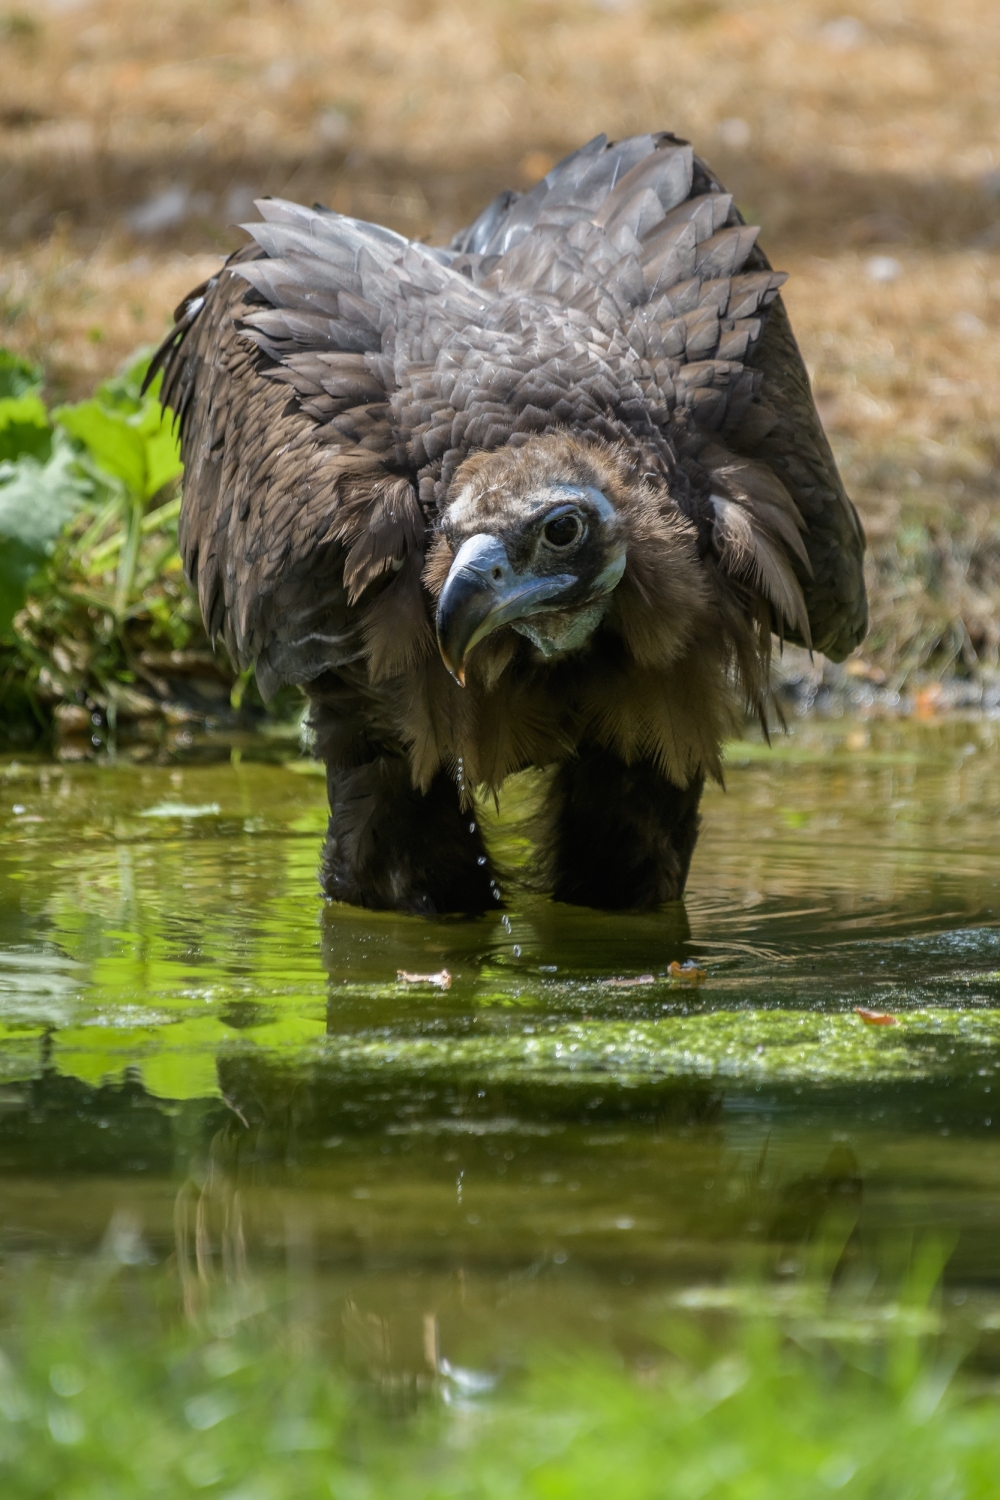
[148,131,867,915]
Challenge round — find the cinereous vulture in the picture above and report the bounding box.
[148,131,866,915]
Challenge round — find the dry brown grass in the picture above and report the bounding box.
[2,0,999,682]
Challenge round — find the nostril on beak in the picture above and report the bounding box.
[491,567,503,581]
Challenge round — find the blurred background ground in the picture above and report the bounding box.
[1,0,999,693]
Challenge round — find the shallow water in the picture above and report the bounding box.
[2,716,1000,1375]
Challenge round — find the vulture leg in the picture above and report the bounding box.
[544,745,704,910]
[309,677,497,916]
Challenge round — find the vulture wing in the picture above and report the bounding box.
[148,131,866,699]
[450,134,866,659]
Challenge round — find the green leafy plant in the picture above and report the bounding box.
[0,352,92,637]
[0,348,287,752]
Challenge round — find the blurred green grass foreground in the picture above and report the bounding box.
[4,1242,1000,1500]
[0,346,297,757]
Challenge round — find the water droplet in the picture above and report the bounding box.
[468,822,476,834]
[501,915,512,934]
[512,945,521,957]
[477,856,487,866]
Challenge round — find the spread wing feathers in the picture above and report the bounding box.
[737,292,867,659]
[149,129,865,696]
[704,454,812,645]
[710,498,810,646]
[448,135,865,659]
[144,250,411,695]
[226,157,789,538]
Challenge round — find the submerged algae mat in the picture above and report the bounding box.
[2,717,1000,1365]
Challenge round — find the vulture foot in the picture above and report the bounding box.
[320,758,497,916]
[544,746,704,911]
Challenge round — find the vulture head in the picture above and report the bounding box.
[433,437,630,684]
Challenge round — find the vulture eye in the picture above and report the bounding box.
[542,512,583,549]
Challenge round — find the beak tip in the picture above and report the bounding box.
[437,643,467,687]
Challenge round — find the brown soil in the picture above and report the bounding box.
[2,0,999,684]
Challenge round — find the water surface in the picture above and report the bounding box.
[2,716,1000,1375]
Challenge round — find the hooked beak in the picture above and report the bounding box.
[435,534,577,685]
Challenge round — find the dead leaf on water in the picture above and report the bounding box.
[398,969,452,990]
[669,961,707,983]
[855,1006,898,1026]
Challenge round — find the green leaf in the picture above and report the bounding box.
[54,391,181,502]
[0,436,93,635]
[135,399,183,498]
[0,392,52,463]
[0,348,42,399]
[55,399,149,494]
